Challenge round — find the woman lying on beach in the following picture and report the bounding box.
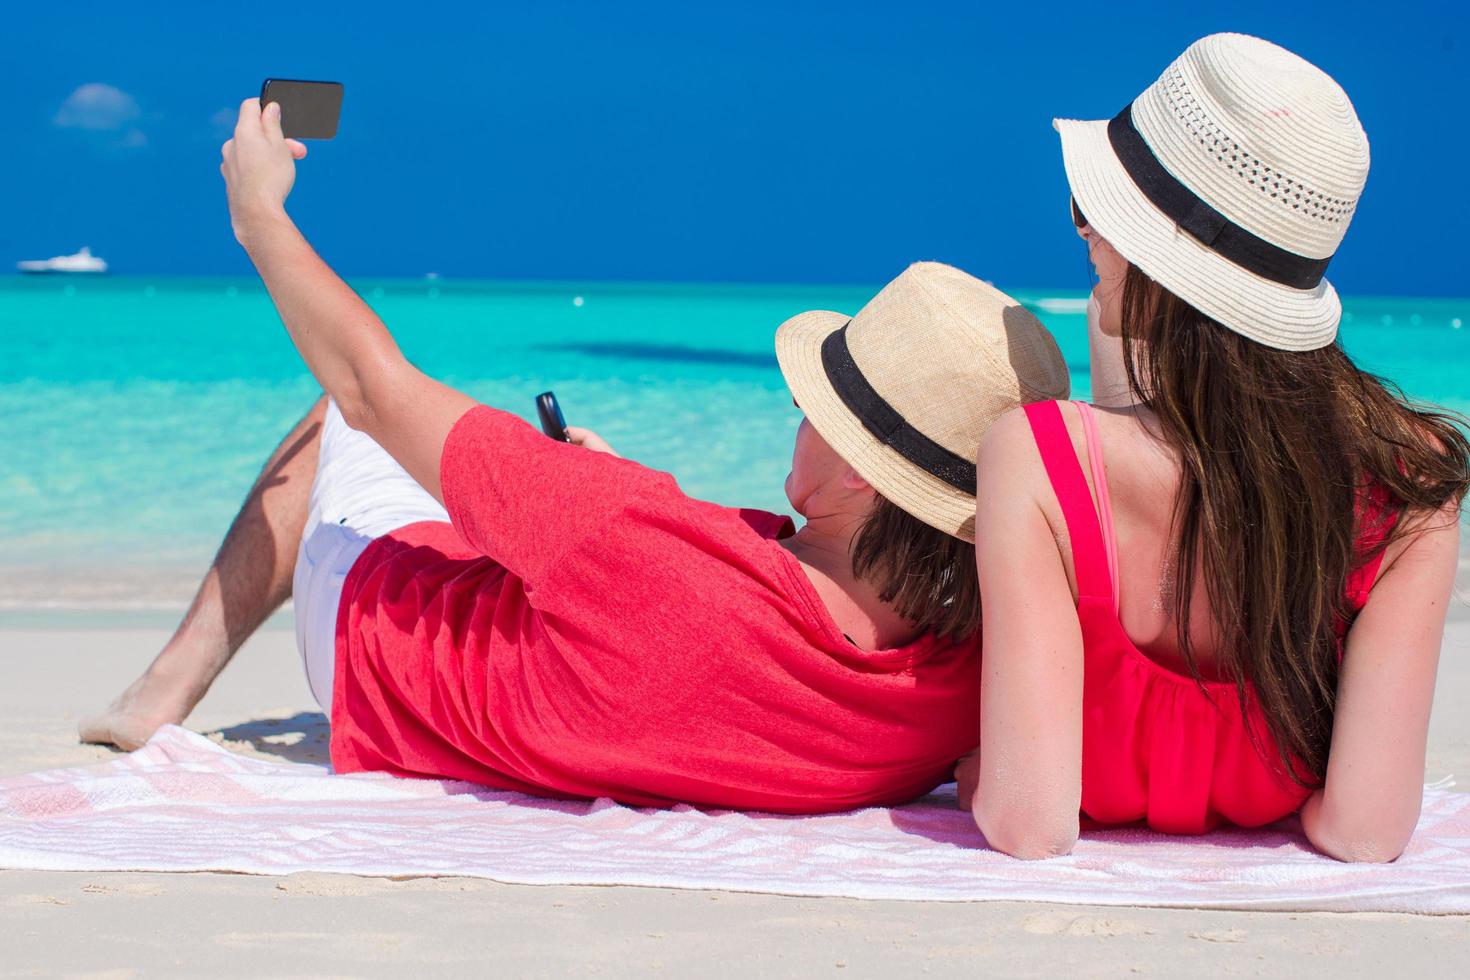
[957,34,1469,861]
[79,96,1070,813]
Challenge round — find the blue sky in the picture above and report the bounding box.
[6,1,1466,294]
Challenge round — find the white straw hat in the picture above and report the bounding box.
[774,262,1069,543]
[1055,33,1370,351]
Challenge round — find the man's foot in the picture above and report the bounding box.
[78,667,201,751]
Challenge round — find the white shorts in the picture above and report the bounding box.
[292,400,450,713]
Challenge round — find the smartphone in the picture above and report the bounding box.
[259,79,344,139]
[536,391,571,442]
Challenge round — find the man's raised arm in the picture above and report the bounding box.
[221,97,473,502]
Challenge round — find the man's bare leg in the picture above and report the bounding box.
[80,397,328,750]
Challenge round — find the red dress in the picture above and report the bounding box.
[1024,400,1394,833]
[328,406,981,813]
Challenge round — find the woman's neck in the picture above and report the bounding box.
[1090,327,1140,408]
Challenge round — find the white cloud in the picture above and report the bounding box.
[54,83,141,131]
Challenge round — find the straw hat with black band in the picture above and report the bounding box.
[775,261,1069,544]
[1056,33,1370,352]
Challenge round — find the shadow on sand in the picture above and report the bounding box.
[210,711,331,766]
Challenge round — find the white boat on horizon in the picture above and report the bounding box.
[17,246,109,275]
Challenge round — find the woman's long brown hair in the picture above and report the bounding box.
[1119,265,1469,784]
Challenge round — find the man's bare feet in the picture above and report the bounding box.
[78,665,206,751]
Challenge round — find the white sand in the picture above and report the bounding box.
[3,618,1469,975]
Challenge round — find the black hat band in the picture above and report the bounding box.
[819,323,978,495]
[1106,102,1333,290]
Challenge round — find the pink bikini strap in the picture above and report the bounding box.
[1022,401,1115,604]
[1075,403,1121,616]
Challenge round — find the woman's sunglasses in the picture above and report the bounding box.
[1070,196,1088,230]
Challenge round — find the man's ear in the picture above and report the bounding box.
[841,466,872,493]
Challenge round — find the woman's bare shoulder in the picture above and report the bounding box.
[976,404,1066,498]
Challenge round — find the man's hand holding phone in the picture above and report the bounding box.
[565,427,620,457]
[220,99,307,247]
[222,80,342,247]
[537,392,620,457]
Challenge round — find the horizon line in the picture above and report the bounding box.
[2,271,1467,305]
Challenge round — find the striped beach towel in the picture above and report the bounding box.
[3,725,1469,912]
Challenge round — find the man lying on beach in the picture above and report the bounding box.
[80,98,1070,813]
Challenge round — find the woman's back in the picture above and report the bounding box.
[1043,402,1224,677]
[1035,402,1409,674]
[1016,399,1404,833]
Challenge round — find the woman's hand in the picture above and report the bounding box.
[220,98,308,247]
[566,427,621,457]
[954,748,981,810]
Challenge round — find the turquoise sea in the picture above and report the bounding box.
[2,276,1467,620]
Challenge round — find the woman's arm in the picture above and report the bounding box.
[969,409,1085,858]
[1300,503,1459,862]
[221,98,473,501]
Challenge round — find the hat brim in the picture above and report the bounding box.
[1055,117,1340,351]
[774,309,977,543]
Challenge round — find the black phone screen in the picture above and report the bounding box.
[259,79,344,139]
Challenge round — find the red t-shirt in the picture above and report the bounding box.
[330,406,981,813]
